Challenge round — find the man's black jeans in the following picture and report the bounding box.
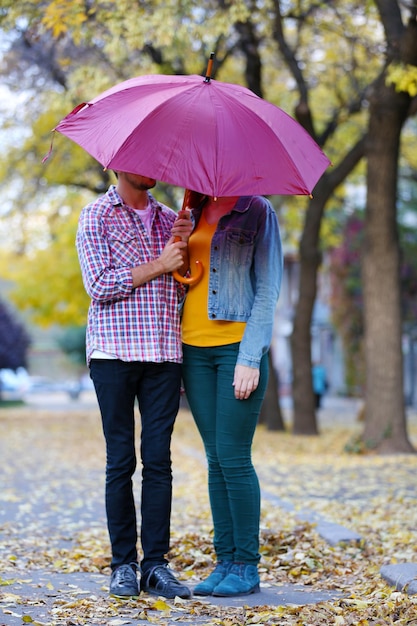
[90,359,182,572]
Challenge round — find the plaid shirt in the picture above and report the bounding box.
[76,185,186,364]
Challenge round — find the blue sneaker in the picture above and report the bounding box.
[194,561,232,596]
[109,564,139,598]
[212,562,260,597]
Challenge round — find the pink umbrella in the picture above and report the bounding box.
[51,60,331,284]
[53,71,330,198]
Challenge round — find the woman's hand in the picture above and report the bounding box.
[233,364,260,400]
[171,209,193,242]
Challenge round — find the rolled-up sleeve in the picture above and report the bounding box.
[76,208,134,303]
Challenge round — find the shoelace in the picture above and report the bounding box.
[116,565,136,584]
[151,566,182,586]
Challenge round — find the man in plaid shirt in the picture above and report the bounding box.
[76,172,193,600]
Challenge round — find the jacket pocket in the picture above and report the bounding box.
[225,229,255,266]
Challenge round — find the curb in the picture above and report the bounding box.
[262,491,362,545]
[262,491,417,596]
[380,563,417,595]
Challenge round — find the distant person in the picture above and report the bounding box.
[312,362,327,409]
[181,194,283,597]
[76,172,193,600]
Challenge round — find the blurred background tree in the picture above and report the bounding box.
[0,297,30,398]
[329,171,417,398]
[56,325,86,367]
[0,0,416,450]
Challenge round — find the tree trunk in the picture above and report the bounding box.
[362,75,414,453]
[290,195,322,435]
[290,140,366,435]
[259,350,285,431]
[362,0,417,453]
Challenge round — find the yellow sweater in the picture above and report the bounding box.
[182,213,245,347]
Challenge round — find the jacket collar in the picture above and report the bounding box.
[193,196,253,223]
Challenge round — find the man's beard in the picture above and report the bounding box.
[126,173,156,191]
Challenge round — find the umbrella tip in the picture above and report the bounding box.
[41,130,56,164]
[204,53,215,83]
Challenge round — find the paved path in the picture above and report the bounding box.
[0,392,416,625]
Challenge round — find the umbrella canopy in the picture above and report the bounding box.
[54,73,330,197]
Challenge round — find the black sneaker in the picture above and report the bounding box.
[140,564,192,599]
[109,564,139,598]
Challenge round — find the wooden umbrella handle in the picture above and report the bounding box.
[172,259,203,286]
[172,189,205,286]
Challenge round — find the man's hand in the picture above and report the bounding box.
[172,209,193,242]
[131,238,187,287]
[233,364,260,400]
[158,238,188,273]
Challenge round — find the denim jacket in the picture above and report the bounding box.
[192,196,283,368]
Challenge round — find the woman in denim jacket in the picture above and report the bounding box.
[181,194,283,597]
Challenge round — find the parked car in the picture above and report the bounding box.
[0,367,31,399]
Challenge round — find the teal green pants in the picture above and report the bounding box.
[182,343,268,565]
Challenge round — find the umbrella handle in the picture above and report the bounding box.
[172,260,203,286]
[172,189,205,286]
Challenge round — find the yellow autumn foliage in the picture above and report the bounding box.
[3,207,90,327]
[386,63,417,97]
